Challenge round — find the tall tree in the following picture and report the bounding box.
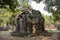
[44,0,60,21]
[0,0,19,11]
[31,0,60,21]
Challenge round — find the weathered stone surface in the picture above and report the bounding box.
[57,25,60,30]
[11,8,46,36]
[32,10,45,34]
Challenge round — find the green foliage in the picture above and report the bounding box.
[0,0,56,26]
[21,0,28,7]
[42,14,54,24]
[44,0,60,21]
[0,0,31,26]
[0,8,20,26]
[44,0,60,13]
[0,0,20,11]
[53,9,60,21]
[0,0,29,26]
[32,0,60,22]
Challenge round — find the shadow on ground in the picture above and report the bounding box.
[0,31,59,40]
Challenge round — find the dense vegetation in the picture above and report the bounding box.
[0,0,60,27]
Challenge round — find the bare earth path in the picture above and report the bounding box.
[0,31,59,40]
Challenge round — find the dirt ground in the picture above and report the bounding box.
[0,31,60,40]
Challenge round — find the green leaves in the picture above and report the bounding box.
[0,0,20,12]
[53,9,60,21]
[44,0,60,13]
[42,14,54,24]
[0,8,20,26]
[44,0,60,21]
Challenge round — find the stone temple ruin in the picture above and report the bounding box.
[11,8,48,37]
